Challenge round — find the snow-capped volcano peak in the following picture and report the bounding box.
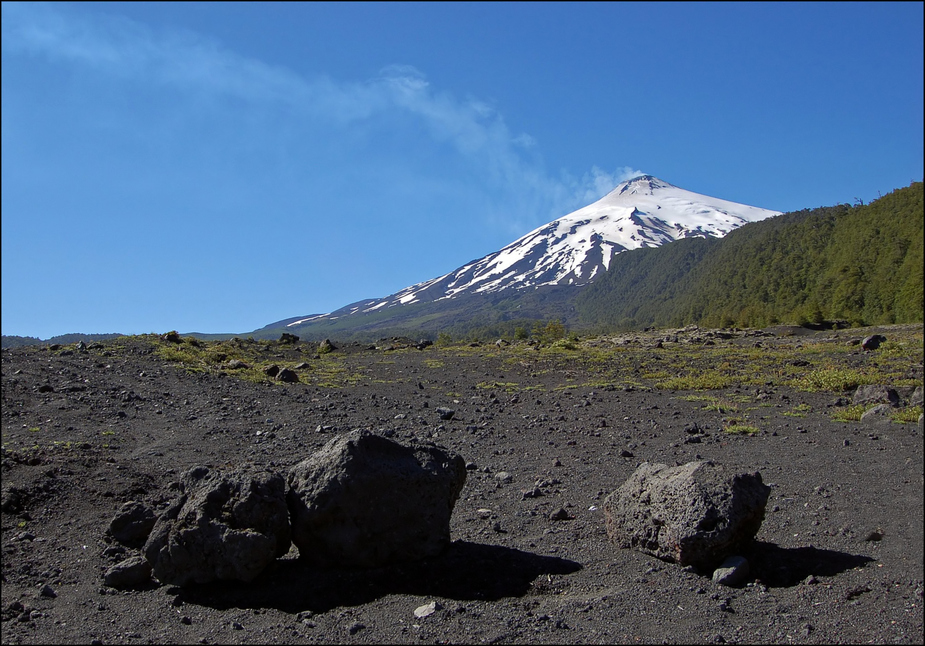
[614,174,673,195]
[288,175,781,324]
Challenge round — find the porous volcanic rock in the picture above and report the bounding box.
[603,460,770,571]
[143,465,291,586]
[287,429,466,568]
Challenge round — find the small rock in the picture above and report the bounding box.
[414,601,443,618]
[347,622,365,635]
[803,575,819,585]
[38,584,57,598]
[109,501,157,545]
[103,556,152,590]
[476,508,492,519]
[181,616,192,625]
[232,622,244,630]
[494,471,513,484]
[436,407,455,421]
[276,368,299,383]
[863,528,884,542]
[549,508,573,521]
[712,556,750,587]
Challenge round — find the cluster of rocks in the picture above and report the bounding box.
[102,425,773,591]
[103,430,466,588]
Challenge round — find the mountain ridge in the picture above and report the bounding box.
[277,175,780,332]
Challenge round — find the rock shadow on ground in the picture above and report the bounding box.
[745,541,876,587]
[169,540,582,613]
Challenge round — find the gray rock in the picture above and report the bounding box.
[103,556,152,589]
[852,385,900,407]
[910,386,923,407]
[603,461,770,570]
[860,404,894,425]
[143,466,290,586]
[712,555,750,587]
[436,407,455,421]
[318,339,336,354]
[226,359,249,370]
[287,430,466,568]
[109,501,157,545]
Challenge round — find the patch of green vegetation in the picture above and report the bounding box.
[788,367,877,392]
[28,427,40,433]
[831,404,869,422]
[702,399,738,413]
[101,430,115,436]
[723,421,761,435]
[655,372,738,391]
[424,359,445,368]
[891,405,923,424]
[783,403,813,417]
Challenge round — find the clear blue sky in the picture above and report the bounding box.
[2,2,922,338]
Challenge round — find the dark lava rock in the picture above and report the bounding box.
[603,461,770,571]
[144,465,291,586]
[287,429,466,568]
[108,501,157,546]
[104,556,153,590]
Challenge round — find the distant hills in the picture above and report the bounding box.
[1,333,124,349]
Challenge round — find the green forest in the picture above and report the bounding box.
[575,182,924,330]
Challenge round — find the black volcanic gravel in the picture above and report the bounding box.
[1,326,922,645]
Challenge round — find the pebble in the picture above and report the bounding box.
[39,584,57,598]
[347,622,365,634]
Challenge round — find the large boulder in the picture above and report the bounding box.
[287,430,466,568]
[603,461,770,571]
[144,466,291,586]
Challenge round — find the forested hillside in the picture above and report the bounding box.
[576,182,923,330]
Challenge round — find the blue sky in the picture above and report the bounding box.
[2,2,922,338]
